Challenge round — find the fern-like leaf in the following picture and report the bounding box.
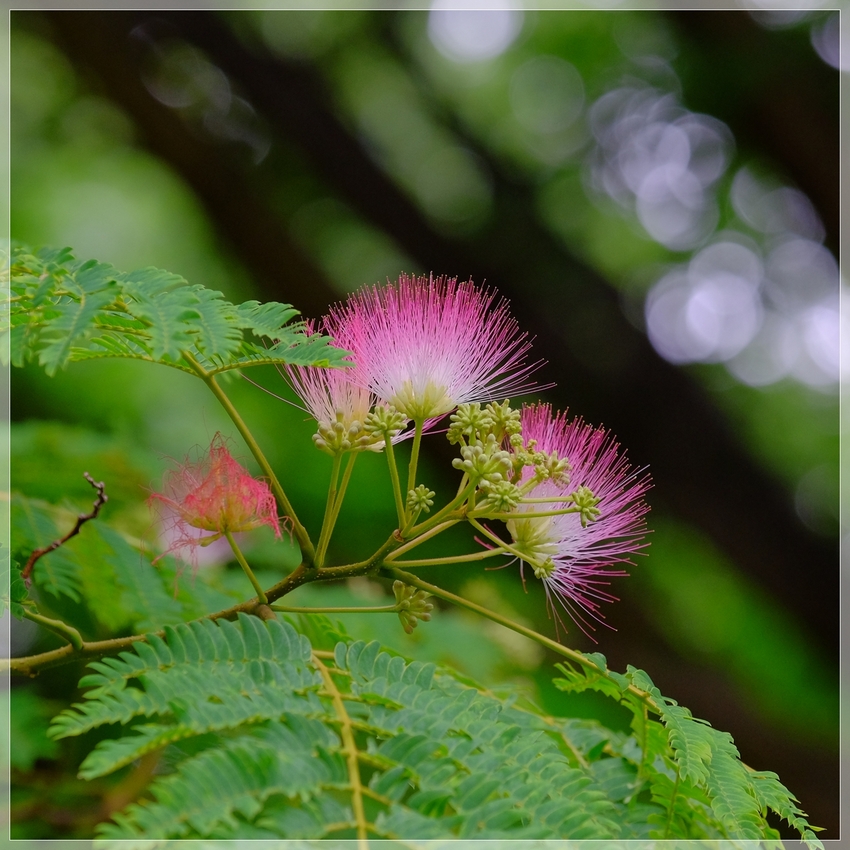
[749,770,824,849]
[554,656,821,844]
[59,622,634,840]
[704,729,765,839]
[7,243,348,376]
[54,621,823,844]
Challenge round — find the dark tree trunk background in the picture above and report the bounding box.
[30,9,842,837]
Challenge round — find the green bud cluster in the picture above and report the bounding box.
[532,557,556,580]
[452,434,512,485]
[393,580,434,634]
[510,436,570,487]
[511,437,546,475]
[534,451,571,486]
[407,484,436,515]
[484,399,522,441]
[363,404,406,438]
[571,485,601,527]
[478,478,522,512]
[313,409,382,455]
[448,402,493,445]
[448,400,521,447]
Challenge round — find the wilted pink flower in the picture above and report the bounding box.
[506,404,650,637]
[324,274,540,421]
[149,434,282,564]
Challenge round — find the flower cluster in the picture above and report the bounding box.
[279,273,650,635]
[326,274,539,421]
[284,274,540,452]
[505,404,650,637]
[149,434,282,565]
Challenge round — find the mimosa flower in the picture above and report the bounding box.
[149,434,282,564]
[506,404,650,637]
[285,348,381,455]
[324,274,540,421]
[284,319,435,455]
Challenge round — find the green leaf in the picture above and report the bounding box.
[71,524,184,633]
[705,731,764,839]
[7,243,349,376]
[552,658,625,700]
[49,619,821,843]
[749,770,824,850]
[235,300,301,338]
[37,288,117,375]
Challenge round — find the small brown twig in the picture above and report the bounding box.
[21,472,108,585]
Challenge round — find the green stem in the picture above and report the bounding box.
[7,562,317,677]
[315,452,343,568]
[390,548,510,567]
[21,609,83,650]
[664,764,682,839]
[382,520,460,561]
[467,517,537,566]
[383,433,406,528]
[405,419,425,513]
[313,653,369,848]
[271,603,398,614]
[381,566,660,712]
[469,508,581,521]
[225,530,268,604]
[328,452,358,540]
[182,350,315,566]
[406,478,477,539]
[455,471,469,498]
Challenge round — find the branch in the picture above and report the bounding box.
[381,565,660,715]
[6,560,312,677]
[6,516,436,677]
[21,472,107,584]
[8,524,410,676]
[20,609,84,650]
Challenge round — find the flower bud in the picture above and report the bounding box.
[407,484,436,515]
[393,580,434,634]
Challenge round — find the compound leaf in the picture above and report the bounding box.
[7,243,348,376]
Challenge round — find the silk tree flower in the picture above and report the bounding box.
[283,321,414,455]
[323,274,540,421]
[506,404,650,636]
[285,350,379,455]
[149,434,282,565]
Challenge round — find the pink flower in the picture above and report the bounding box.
[284,327,379,453]
[149,434,282,564]
[506,404,650,637]
[324,274,540,421]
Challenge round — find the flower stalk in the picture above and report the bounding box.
[224,530,268,604]
[315,452,343,568]
[404,419,425,521]
[383,433,406,528]
[21,608,84,650]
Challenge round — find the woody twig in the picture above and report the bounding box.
[21,472,108,585]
